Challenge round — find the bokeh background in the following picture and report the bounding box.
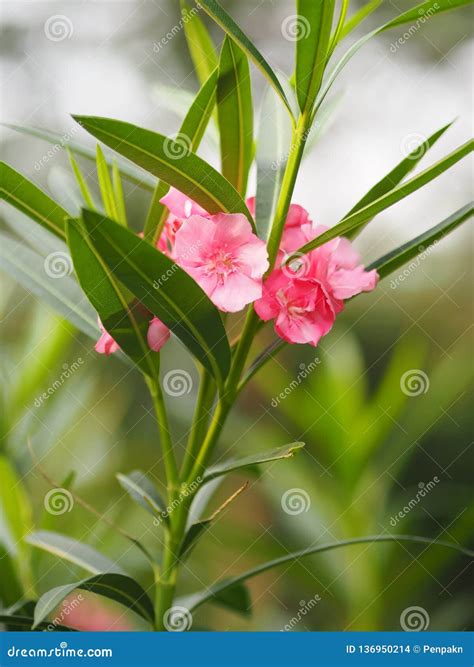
[1,0,473,631]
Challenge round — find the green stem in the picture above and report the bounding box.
[180,370,215,479]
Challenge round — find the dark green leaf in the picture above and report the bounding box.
[79,209,231,385]
[0,543,23,607]
[345,121,453,239]
[368,203,473,279]
[203,442,305,484]
[0,162,68,240]
[195,0,293,118]
[33,573,154,628]
[25,530,126,575]
[293,140,473,257]
[217,37,253,195]
[180,0,218,86]
[295,0,336,111]
[72,115,253,226]
[117,471,168,522]
[0,613,75,631]
[67,219,159,377]
[179,519,211,559]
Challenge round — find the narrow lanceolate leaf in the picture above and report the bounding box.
[0,232,98,339]
[255,86,292,240]
[96,145,119,221]
[67,219,158,378]
[73,115,253,227]
[181,535,474,613]
[0,162,67,240]
[315,0,474,114]
[2,123,156,191]
[33,574,155,628]
[368,203,474,279]
[117,471,168,522]
[344,121,453,239]
[112,163,127,226]
[144,68,218,243]
[295,0,336,112]
[339,0,382,41]
[203,443,305,484]
[217,37,253,196]
[195,0,293,118]
[67,150,96,210]
[25,531,126,575]
[80,210,231,384]
[293,140,473,258]
[180,0,218,86]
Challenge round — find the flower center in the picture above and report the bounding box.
[207,250,237,283]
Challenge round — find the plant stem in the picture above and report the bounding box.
[180,370,215,479]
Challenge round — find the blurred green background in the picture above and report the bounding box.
[1,0,473,631]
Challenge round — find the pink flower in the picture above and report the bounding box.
[158,188,209,255]
[95,317,170,355]
[173,212,269,312]
[255,207,378,346]
[95,319,120,355]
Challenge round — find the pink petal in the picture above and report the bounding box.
[160,187,208,219]
[95,331,119,355]
[330,267,379,300]
[211,213,255,249]
[147,317,170,352]
[286,203,311,228]
[210,272,263,312]
[173,215,217,266]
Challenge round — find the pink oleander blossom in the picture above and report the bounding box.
[158,188,209,255]
[255,208,378,346]
[173,212,269,313]
[95,316,170,355]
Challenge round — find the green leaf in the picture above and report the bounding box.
[2,123,156,192]
[344,121,453,239]
[295,0,336,112]
[181,535,474,613]
[0,231,98,339]
[339,0,381,41]
[67,149,96,210]
[25,530,126,575]
[0,613,75,631]
[67,220,157,376]
[195,0,293,118]
[79,209,231,385]
[0,543,23,607]
[180,0,218,86]
[33,573,154,628]
[73,115,253,227]
[217,37,253,195]
[117,471,168,522]
[203,442,305,484]
[0,162,68,240]
[112,162,127,226]
[144,69,218,243]
[293,140,473,257]
[368,203,473,279]
[96,145,119,221]
[255,86,292,239]
[179,519,211,559]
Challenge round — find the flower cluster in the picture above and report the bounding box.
[95,188,378,354]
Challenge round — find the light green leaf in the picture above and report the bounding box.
[25,530,125,575]
[195,0,293,118]
[67,149,96,210]
[79,209,231,385]
[345,121,453,239]
[203,442,305,484]
[0,231,98,339]
[339,0,381,41]
[0,162,68,240]
[96,145,119,221]
[180,0,218,86]
[73,115,253,227]
[33,573,154,628]
[293,140,473,257]
[112,163,127,226]
[217,37,253,195]
[368,203,473,279]
[295,0,336,112]
[117,471,168,522]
